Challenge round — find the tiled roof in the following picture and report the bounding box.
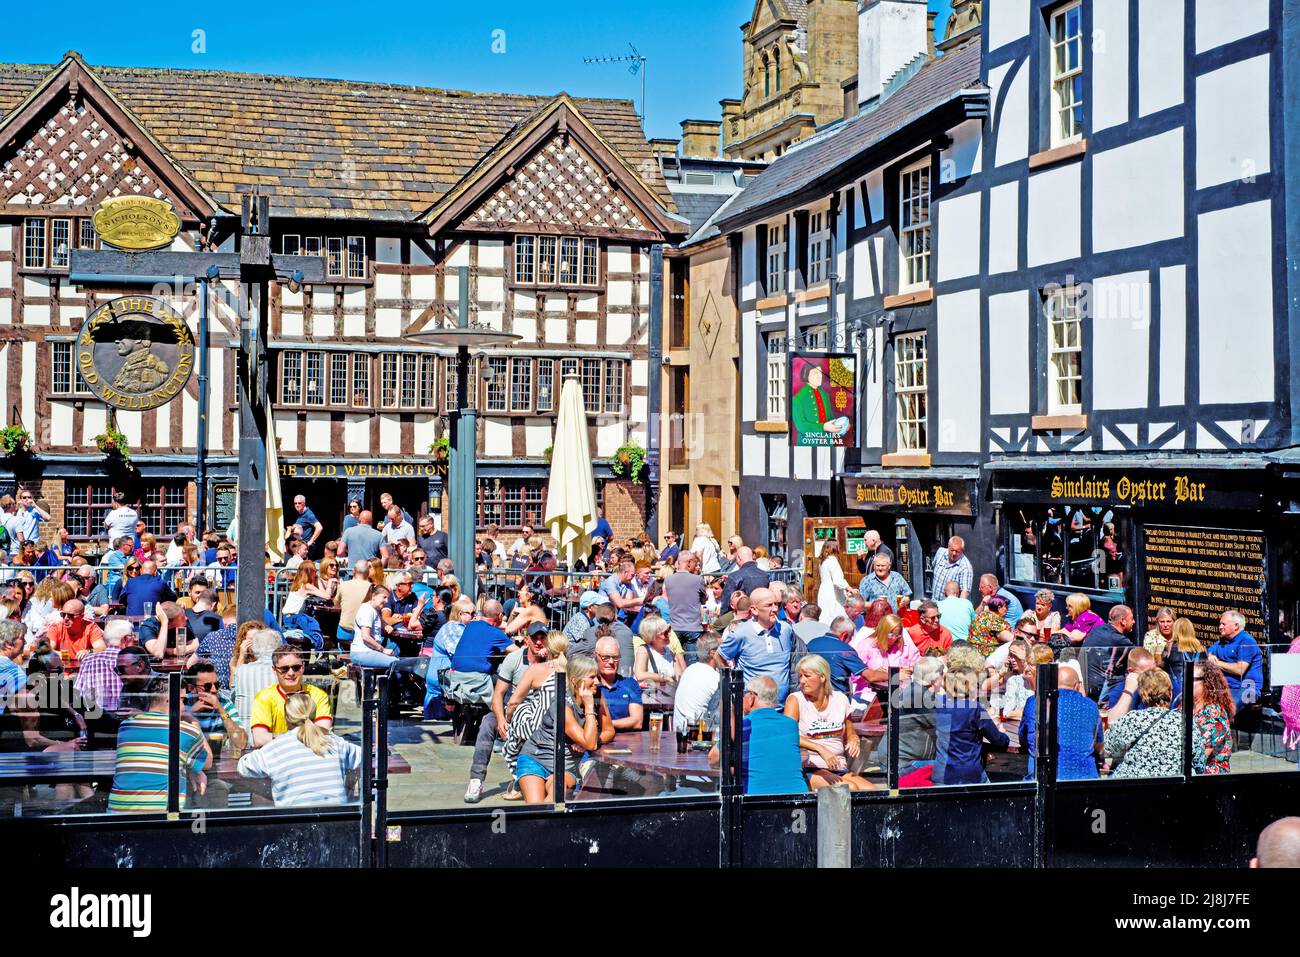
[670,191,733,235]
[717,39,986,230]
[0,59,674,220]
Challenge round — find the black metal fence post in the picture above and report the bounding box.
[887,666,900,793]
[374,670,391,868]
[359,669,375,868]
[552,669,566,810]
[718,668,744,868]
[167,671,182,816]
[1033,662,1059,869]
[1182,659,1196,781]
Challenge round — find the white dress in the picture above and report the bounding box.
[817,556,849,624]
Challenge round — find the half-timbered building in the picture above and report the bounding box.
[0,52,682,547]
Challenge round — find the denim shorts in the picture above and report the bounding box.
[514,753,551,782]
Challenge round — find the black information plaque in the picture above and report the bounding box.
[1141,524,1267,645]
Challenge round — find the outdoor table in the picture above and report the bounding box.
[583,730,720,793]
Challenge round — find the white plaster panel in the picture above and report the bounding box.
[304,413,331,452]
[936,289,981,452]
[411,244,433,266]
[607,246,632,274]
[375,272,403,300]
[988,181,1020,275]
[375,238,401,263]
[117,410,142,449]
[742,319,758,421]
[1091,271,1150,410]
[1092,128,1184,253]
[596,420,624,458]
[607,280,633,308]
[575,293,599,314]
[1027,162,1081,267]
[793,445,812,480]
[525,421,553,456]
[1196,0,1270,52]
[513,292,534,312]
[987,0,1030,51]
[379,414,402,454]
[1196,424,1225,450]
[413,416,437,455]
[1196,54,1272,189]
[544,295,567,313]
[852,234,876,299]
[575,318,598,345]
[1158,265,1186,408]
[816,446,831,481]
[444,270,461,303]
[1138,0,1184,116]
[313,313,335,338]
[513,316,536,341]
[741,231,757,302]
[1197,201,1273,404]
[61,303,86,323]
[207,348,224,451]
[742,433,765,476]
[23,304,50,324]
[992,60,1030,168]
[0,298,9,325]
[545,318,567,343]
[0,225,10,251]
[631,361,647,388]
[342,313,364,338]
[83,405,106,447]
[478,310,503,331]
[988,290,1030,415]
[478,275,504,306]
[865,170,884,221]
[447,244,470,268]
[344,415,369,454]
[274,412,297,452]
[936,190,982,281]
[478,239,504,269]
[1091,0,1130,133]
[767,436,789,479]
[181,392,197,450]
[313,289,334,311]
[0,261,10,290]
[410,274,435,299]
[941,119,983,182]
[605,314,631,345]
[49,401,73,446]
[866,327,883,449]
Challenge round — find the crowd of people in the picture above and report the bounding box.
[2,483,1299,814]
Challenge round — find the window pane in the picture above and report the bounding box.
[327,237,344,277]
[559,238,580,284]
[381,354,399,407]
[304,236,322,257]
[510,358,532,412]
[581,238,599,285]
[23,219,45,269]
[304,352,325,405]
[282,235,301,256]
[282,351,302,404]
[330,353,348,405]
[347,236,366,278]
[52,342,72,394]
[51,219,71,268]
[79,220,96,249]
[400,354,418,408]
[486,357,508,411]
[536,359,555,413]
[352,355,370,406]
[604,360,624,415]
[419,355,437,409]
[445,357,459,412]
[581,358,602,412]
[560,358,579,385]
[515,236,535,284]
[537,236,557,284]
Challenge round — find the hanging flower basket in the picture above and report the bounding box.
[94,428,133,467]
[0,425,31,459]
[429,436,450,472]
[609,442,647,484]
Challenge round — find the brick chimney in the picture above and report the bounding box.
[857,0,930,107]
[650,138,681,158]
[680,119,722,159]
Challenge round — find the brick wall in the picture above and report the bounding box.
[24,479,65,547]
[603,478,647,542]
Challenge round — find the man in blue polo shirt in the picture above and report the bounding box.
[445,601,514,707]
[593,507,613,543]
[719,586,794,703]
[707,675,807,795]
[594,634,643,731]
[288,495,324,557]
[599,560,643,624]
[1208,610,1264,713]
[805,614,869,697]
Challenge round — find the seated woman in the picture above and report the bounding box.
[1193,661,1235,775]
[968,595,1011,658]
[850,614,920,703]
[893,656,945,777]
[280,562,332,649]
[237,692,362,806]
[1031,589,1062,634]
[515,654,614,804]
[349,584,420,674]
[502,582,548,639]
[1163,617,1204,703]
[783,654,873,791]
[932,667,1009,786]
[1057,593,1104,648]
[1105,669,1206,778]
[633,616,686,714]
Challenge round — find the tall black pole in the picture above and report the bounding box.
[450,266,477,602]
[195,274,210,537]
[645,243,663,539]
[237,196,272,623]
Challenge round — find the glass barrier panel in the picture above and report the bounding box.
[1203,642,1297,776]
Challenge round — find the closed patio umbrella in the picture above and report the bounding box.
[545,375,598,566]
[264,432,285,564]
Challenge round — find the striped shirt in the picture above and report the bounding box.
[74,646,123,712]
[929,550,974,601]
[236,731,361,806]
[233,660,277,732]
[108,712,208,813]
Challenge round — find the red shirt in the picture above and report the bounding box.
[907,622,952,657]
[47,618,104,657]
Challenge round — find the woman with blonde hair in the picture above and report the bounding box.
[24,576,75,641]
[850,613,920,700]
[690,523,722,577]
[1059,593,1104,645]
[784,654,872,791]
[237,692,362,806]
[515,654,613,804]
[1163,616,1204,700]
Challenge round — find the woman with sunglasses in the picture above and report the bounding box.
[342,499,363,532]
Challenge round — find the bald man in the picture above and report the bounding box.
[719,586,794,702]
[719,545,771,612]
[1104,646,1158,717]
[1020,660,1103,780]
[1251,817,1300,868]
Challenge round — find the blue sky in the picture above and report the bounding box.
[1,1,955,142]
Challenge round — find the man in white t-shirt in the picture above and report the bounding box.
[165,523,194,566]
[382,506,416,550]
[103,492,138,542]
[674,632,723,731]
[507,524,535,563]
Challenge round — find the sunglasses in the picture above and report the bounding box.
[196,681,220,691]
[274,663,304,674]
[60,611,80,619]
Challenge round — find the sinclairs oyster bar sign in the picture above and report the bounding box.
[998,468,1264,511]
[841,476,975,516]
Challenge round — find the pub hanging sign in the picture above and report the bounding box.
[789,352,856,448]
[76,296,195,411]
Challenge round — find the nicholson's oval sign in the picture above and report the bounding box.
[76,296,195,410]
[91,196,181,251]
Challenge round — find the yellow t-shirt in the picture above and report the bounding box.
[249,683,333,735]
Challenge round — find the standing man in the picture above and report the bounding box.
[855,529,893,574]
[719,586,795,703]
[658,531,681,566]
[382,506,416,554]
[336,559,374,646]
[507,524,535,564]
[287,495,323,558]
[377,492,414,531]
[103,491,138,544]
[339,510,386,564]
[664,553,707,655]
[718,546,770,612]
[14,488,50,546]
[599,560,644,625]
[341,499,363,532]
[1208,610,1264,728]
[593,507,613,544]
[416,514,448,566]
[930,536,974,601]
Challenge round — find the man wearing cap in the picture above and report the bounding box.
[566,590,609,651]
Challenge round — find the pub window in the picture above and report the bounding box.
[346,236,366,279]
[1008,505,1126,592]
[79,220,97,250]
[559,238,580,285]
[604,360,624,415]
[50,218,71,268]
[329,353,349,405]
[419,355,438,409]
[515,236,535,284]
[1046,285,1083,415]
[477,478,548,532]
[560,357,580,389]
[445,357,460,412]
[23,218,46,269]
[581,238,599,285]
[807,210,829,286]
[326,238,345,278]
[63,483,186,541]
[281,351,303,404]
[486,357,509,412]
[400,353,419,408]
[509,358,532,413]
[766,221,786,294]
[894,332,928,452]
[765,330,786,420]
[581,358,602,413]
[537,236,557,285]
[380,353,399,408]
[352,354,370,406]
[1049,1,1085,148]
[304,237,323,257]
[536,359,555,413]
[804,324,829,352]
[304,351,326,406]
[899,159,932,290]
[282,235,301,257]
[763,494,788,561]
[51,341,89,395]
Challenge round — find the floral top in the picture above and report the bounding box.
[1143,629,1170,659]
[968,610,1009,657]
[1195,703,1232,774]
[1105,707,1207,778]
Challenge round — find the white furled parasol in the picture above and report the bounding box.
[544,375,599,566]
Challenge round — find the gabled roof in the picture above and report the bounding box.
[716,39,987,232]
[0,53,675,222]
